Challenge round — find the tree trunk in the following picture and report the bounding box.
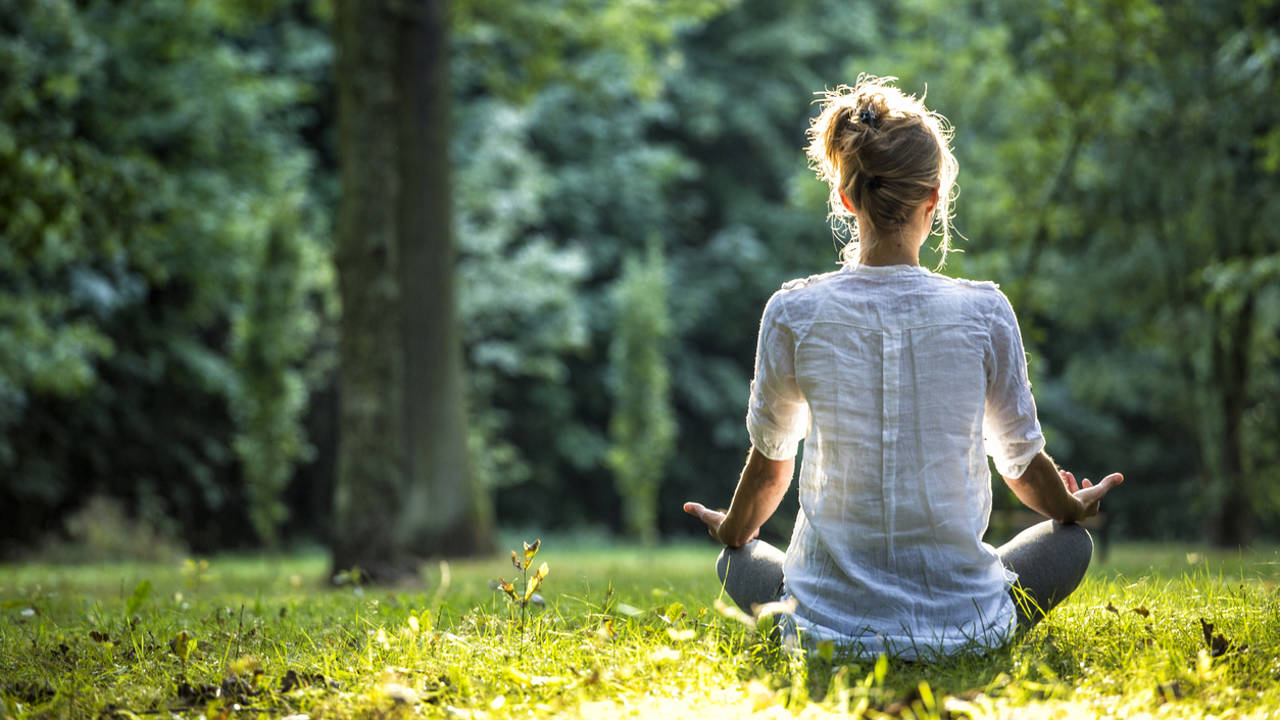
[395,0,492,556]
[331,0,491,583]
[1208,292,1255,547]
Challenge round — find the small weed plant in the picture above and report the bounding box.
[494,538,549,632]
[0,542,1277,718]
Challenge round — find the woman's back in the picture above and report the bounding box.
[754,263,1042,656]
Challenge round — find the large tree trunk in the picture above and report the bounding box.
[331,0,491,583]
[394,0,492,556]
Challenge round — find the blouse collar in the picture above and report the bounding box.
[846,263,931,277]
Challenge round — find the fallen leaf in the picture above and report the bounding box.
[279,669,338,693]
[1199,618,1241,657]
[614,602,643,618]
[169,630,196,663]
[176,681,220,704]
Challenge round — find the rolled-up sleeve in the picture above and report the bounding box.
[982,292,1045,478]
[746,291,809,460]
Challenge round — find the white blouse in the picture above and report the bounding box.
[746,263,1045,658]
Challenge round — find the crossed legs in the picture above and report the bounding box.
[715,520,1094,632]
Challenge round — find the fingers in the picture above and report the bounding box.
[1101,472,1124,486]
[683,501,725,527]
[1066,471,1123,498]
[1075,478,1120,505]
[1078,473,1123,498]
[683,501,719,519]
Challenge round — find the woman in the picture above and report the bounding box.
[683,76,1124,659]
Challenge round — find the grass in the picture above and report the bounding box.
[1,538,1278,719]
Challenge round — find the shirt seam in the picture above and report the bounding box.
[807,318,989,332]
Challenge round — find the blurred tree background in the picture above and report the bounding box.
[1,0,1276,560]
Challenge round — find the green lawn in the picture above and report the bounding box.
[2,538,1277,718]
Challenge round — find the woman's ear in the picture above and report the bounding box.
[839,190,856,214]
[926,186,940,214]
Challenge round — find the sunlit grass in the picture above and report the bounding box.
[1,539,1277,718]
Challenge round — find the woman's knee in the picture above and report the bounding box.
[716,546,733,584]
[1057,522,1095,578]
[716,542,763,583]
[715,540,787,611]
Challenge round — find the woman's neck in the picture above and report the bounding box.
[856,215,930,266]
[857,231,925,266]
[858,243,920,266]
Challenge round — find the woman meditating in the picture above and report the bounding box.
[683,76,1125,658]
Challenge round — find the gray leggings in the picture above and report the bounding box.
[716,520,1093,631]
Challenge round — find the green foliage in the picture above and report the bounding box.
[608,244,677,544]
[451,2,726,529]
[124,579,151,617]
[1,544,1278,717]
[453,100,589,494]
[0,0,334,550]
[231,212,333,546]
[3,0,1278,548]
[454,0,737,101]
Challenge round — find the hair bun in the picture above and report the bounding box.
[805,74,959,265]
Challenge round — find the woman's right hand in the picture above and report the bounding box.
[683,501,727,542]
[683,501,761,547]
[1059,469,1125,521]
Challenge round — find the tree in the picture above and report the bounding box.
[331,0,490,582]
[608,243,676,544]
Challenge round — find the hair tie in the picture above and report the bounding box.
[858,108,876,126]
[867,175,882,190]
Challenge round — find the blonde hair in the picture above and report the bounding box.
[806,75,959,266]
